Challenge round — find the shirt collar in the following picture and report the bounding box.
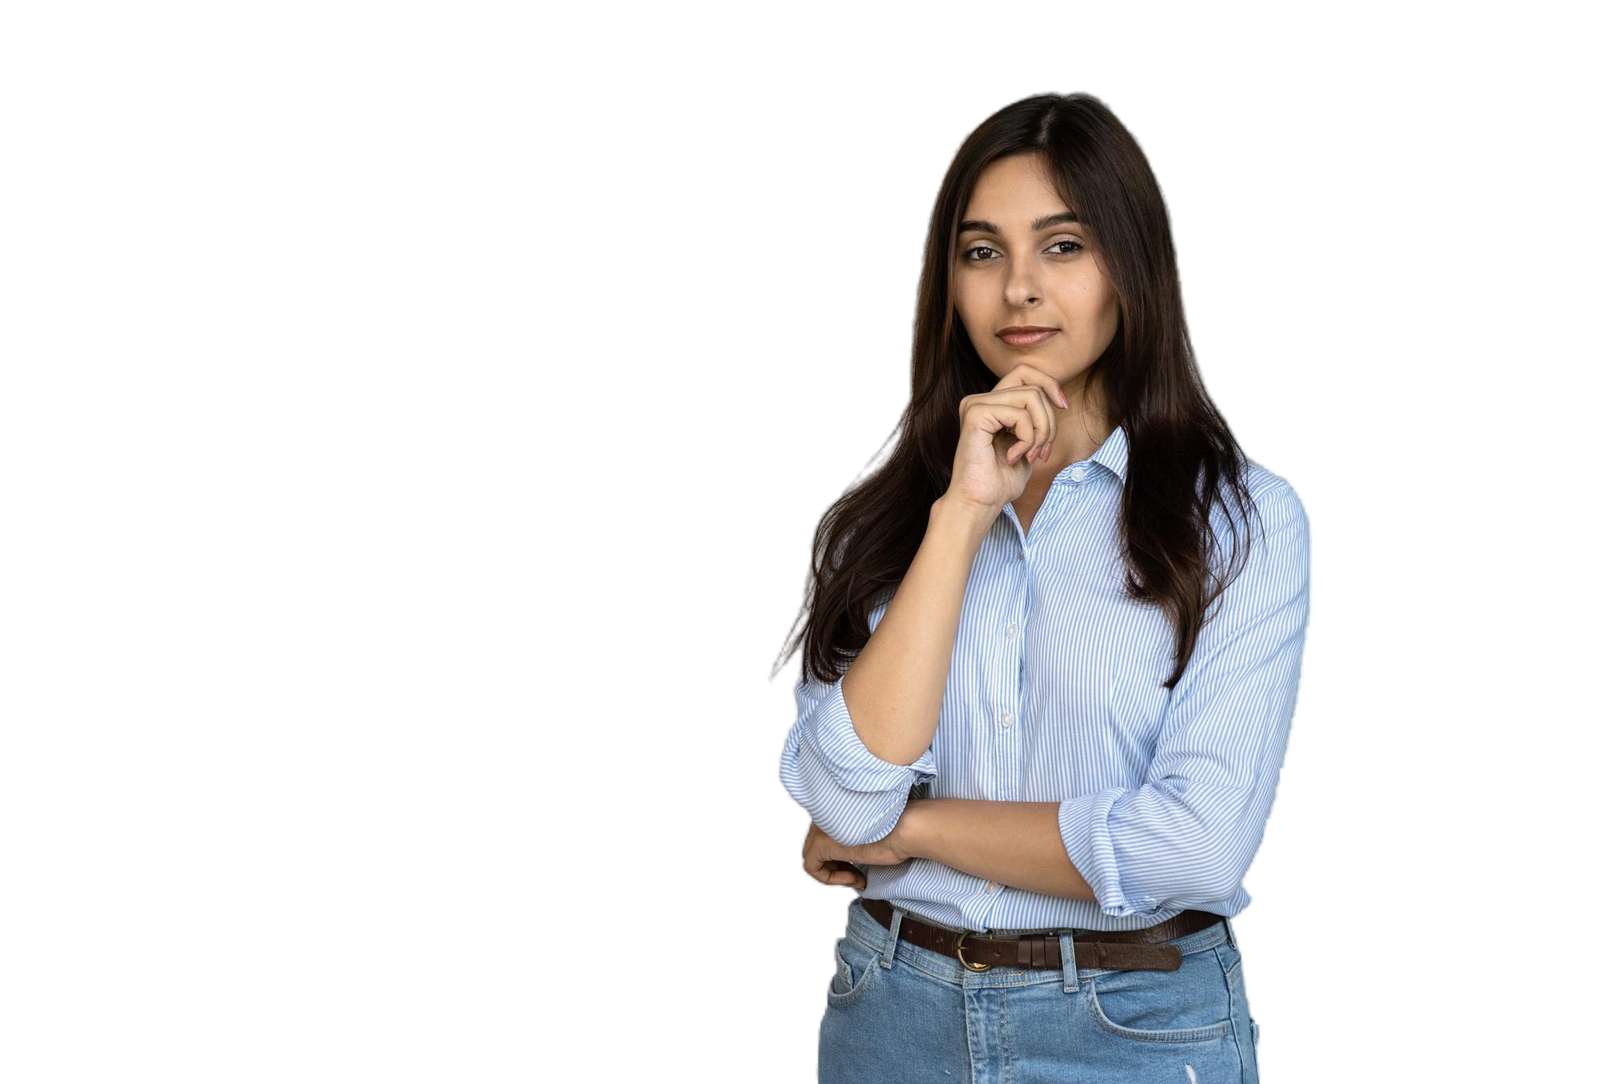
[1089,423,1128,482]
[1056,422,1132,486]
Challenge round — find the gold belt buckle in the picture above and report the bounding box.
[954,930,992,972]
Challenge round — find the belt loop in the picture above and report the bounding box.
[1058,930,1078,993]
[1223,915,1238,950]
[880,906,905,969]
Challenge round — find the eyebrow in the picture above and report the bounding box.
[957,211,1080,235]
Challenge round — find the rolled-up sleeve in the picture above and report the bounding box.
[1057,484,1311,918]
[778,604,939,847]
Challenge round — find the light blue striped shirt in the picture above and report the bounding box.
[779,424,1310,932]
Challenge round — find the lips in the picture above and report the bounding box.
[997,327,1059,347]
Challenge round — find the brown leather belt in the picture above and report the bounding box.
[861,897,1223,973]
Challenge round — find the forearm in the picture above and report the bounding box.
[841,498,990,766]
[898,797,1096,902]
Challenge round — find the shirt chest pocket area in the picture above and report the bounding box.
[1109,608,1176,737]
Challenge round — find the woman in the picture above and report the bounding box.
[775,92,1309,1083]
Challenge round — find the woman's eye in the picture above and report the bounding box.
[960,238,1088,260]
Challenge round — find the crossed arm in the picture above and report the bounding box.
[897,798,1096,900]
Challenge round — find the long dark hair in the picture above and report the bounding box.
[774,92,1262,692]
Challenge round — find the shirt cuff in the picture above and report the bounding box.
[1057,791,1165,920]
[800,678,938,793]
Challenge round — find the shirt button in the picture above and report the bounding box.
[1068,466,1086,482]
[1000,711,1014,727]
[1006,621,1019,638]
[986,881,1000,893]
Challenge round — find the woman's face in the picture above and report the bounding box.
[952,152,1121,408]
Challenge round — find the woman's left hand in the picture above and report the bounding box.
[802,820,913,891]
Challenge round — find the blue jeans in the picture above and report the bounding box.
[819,896,1262,1083]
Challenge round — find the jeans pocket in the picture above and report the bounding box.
[1215,934,1244,976]
[1082,950,1233,1043]
[825,933,880,1010]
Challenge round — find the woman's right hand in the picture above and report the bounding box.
[942,363,1070,519]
